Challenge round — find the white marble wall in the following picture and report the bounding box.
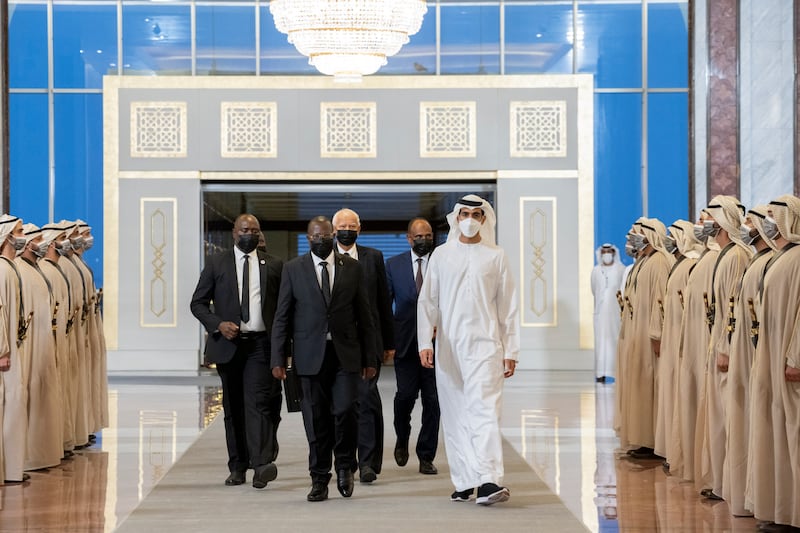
[692,0,708,214]
[740,0,795,207]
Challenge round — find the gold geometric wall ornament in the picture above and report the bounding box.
[510,100,567,158]
[220,102,278,158]
[419,101,477,158]
[520,196,557,327]
[320,102,377,158]
[140,198,177,327]
[130,102,188,158]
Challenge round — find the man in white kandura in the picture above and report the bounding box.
[591,244,626,383]
[417,194,519,506]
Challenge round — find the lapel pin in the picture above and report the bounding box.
[260,259,266,265]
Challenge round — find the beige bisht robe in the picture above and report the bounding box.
[670,247,719,481]
[39,258,74,452]
[60,256,89,447]
[0,302,10,482]
[750,244,800,526]
[0,257,28,482]
[73,255,108,433]
[723,248,772,515]
[614,256,645,442]
[698,243,750,495]
[654,255,695,459]
[17,257,62,470]
[618,251,669,449]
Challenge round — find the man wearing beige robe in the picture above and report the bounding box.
[722,205,775,517]
[696,196,752,500]
[0,215,29,483]
[618,219,671,458]
[671,211,720,482]
[56,221,90,449]
[18,224,63,470]
[750,196,800,530]
[39,224,75,456]
[72,220,108,435]
[614,224,645,442]
[654,220,700,465]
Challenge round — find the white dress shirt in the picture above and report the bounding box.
[233,246,266,332]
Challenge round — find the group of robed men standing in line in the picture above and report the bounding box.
[0,216,107,485]
[615,194,800,532]
[191,195,519,506]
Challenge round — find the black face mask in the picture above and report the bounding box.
[236,234,259,254]
[336,229,358,247]
[412,237,434,256]
[310,237,334,259]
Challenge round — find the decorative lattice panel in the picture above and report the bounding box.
[320,102,377,158]
[130,102,188,158]
[419,101,477,158]
[220,102,277,158]
[510,101,567,158]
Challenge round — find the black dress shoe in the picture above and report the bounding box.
[394,445,409,467]
[252,463,278,489]
[359,465,377,483]
[337,468,354,497]
[699,488,723,501]
[225,471,246,486]
[419,460,438,475]
[307,482,328,502]
[596,377,605,383]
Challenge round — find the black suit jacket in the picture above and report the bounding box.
[190,249,283,364]
[270,252,377,376]
[353,244,395,364]
[385,251,423,360]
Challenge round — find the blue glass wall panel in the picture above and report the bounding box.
[53,4,117,89]
[647,2,689,88]
[440,4,500,75]
[379,5,436,75]
[8,3,48,88]
[196,5,256,75]
[504,2,573,74]
[259,5,316,75]
[123,3,192,75]
[577,1,642,88]
[54,94,104,285]
[595,93,642,261]
[9,94,49,224]
[647,93,689,224]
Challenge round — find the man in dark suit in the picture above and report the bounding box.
[332,208,394,484]
[385,217,440,476]
[271,216,377,502]
[190,214,283,490]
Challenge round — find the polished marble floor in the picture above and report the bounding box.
[0,369,760,532]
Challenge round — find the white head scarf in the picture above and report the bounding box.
[705,195,751,257]
[446,194,497,246]
[769,195,800,244]
[0,214,21,242]
[22,223,41,243]
[746,205,778,251]
[640,218,674,265]
[595,243,623,266]
[669,219,704,259]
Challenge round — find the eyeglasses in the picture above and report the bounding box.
[308,233,334,242]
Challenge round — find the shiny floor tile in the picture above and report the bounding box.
[0,369,760,532]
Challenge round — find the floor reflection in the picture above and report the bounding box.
[0,370,764,532]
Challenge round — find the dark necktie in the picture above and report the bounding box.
[415,258,424,293]
[241,254,250,323]
[320,261,331,306]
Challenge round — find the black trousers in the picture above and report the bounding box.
[216,335,282,473]
[393,352,440,462]
[357,363,384,473]
[300,342,360,483]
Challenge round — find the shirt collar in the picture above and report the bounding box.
[233,246,252,262]
[337,243,357,259]
[411,249,428,261]
[311,251,334,265]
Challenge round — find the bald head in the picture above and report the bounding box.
[332,209,360,231]
[308,216,332,235]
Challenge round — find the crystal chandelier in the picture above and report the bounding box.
[270,0,428,81]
